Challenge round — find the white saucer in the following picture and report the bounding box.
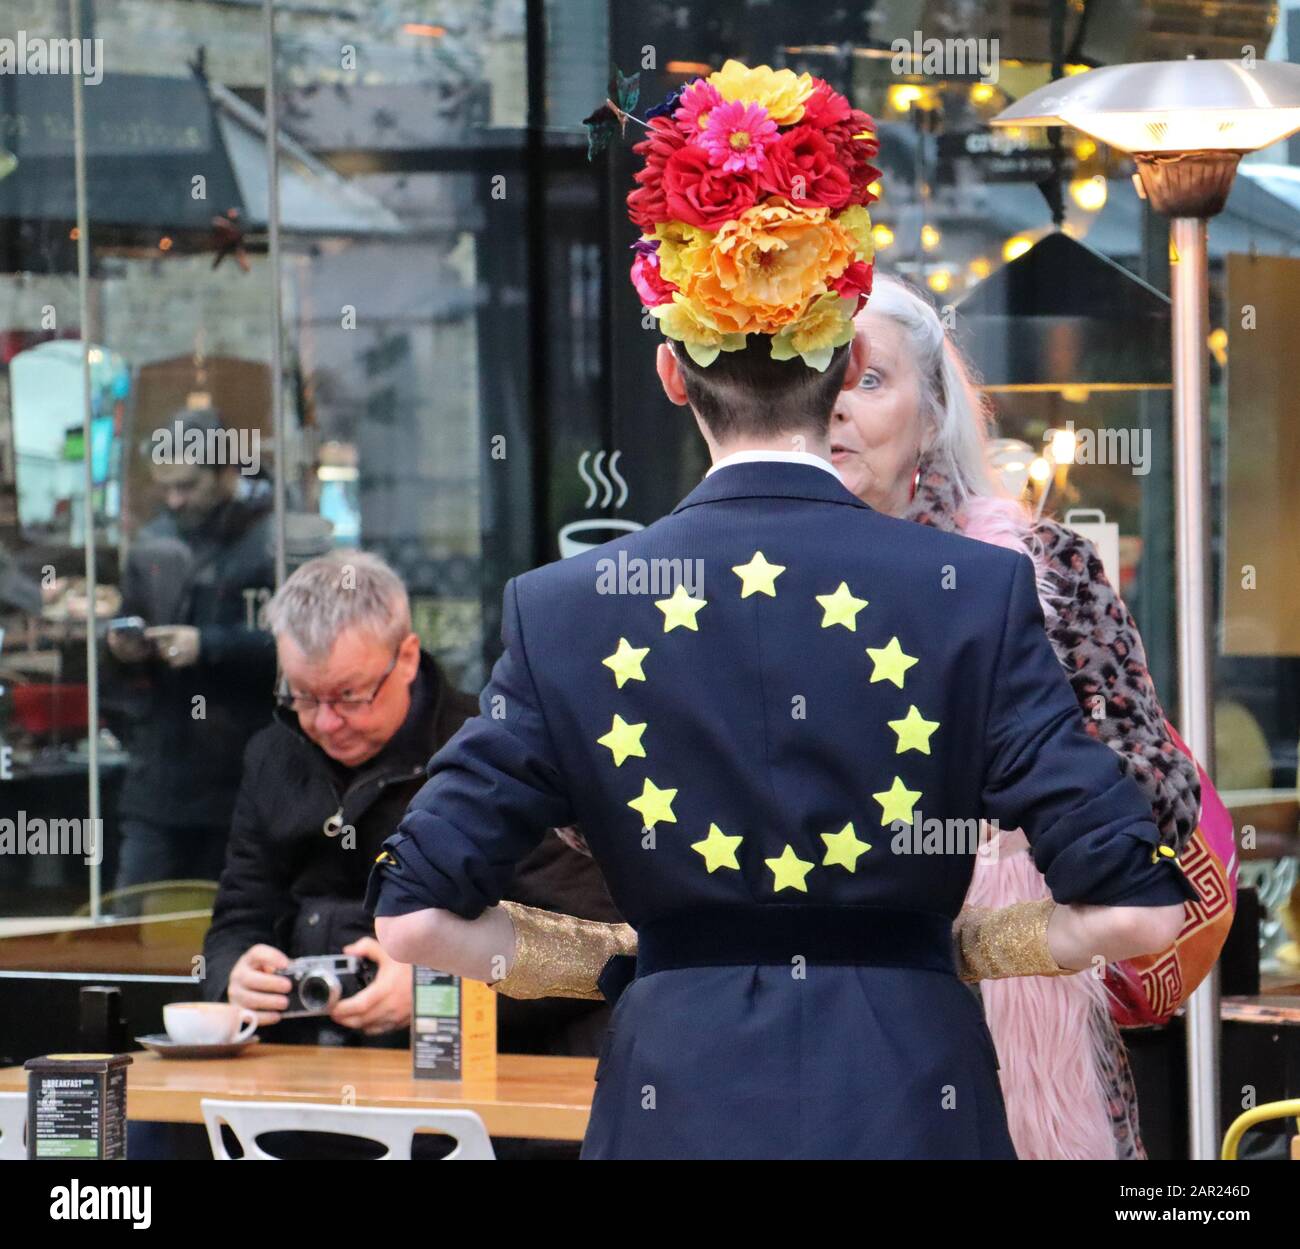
[136,1033,261,1059]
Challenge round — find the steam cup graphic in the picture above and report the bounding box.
[560,449,645,558]
[559,518,644,558]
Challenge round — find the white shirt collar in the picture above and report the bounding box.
[706,449,842,481]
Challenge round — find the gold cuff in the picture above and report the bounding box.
[490,901,637,1001]
[953,898,1070,983]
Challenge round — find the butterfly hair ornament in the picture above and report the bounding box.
[599,60,882,372]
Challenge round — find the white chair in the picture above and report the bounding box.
[0,1092,26,1160]
[200,1099,495,1160]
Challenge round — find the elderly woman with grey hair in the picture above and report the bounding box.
[825,274,1200,1158]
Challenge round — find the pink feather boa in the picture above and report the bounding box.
[958,495,1119,1160]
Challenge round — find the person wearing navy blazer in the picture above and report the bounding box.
[369,59,1193,1158]
[367,335,1196,1160]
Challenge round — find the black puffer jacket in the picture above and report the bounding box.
[111,479,277,830]
[202,652,622,1055]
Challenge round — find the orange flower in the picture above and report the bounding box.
[684,199,855,336]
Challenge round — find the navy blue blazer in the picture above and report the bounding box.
[367,461,1196,1159]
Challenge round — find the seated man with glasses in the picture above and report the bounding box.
[201,548,622,1055]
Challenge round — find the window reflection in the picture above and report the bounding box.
[1,0,535,921]
[105,405,275,907]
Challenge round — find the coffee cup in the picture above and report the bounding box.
[163,1002,257,1046]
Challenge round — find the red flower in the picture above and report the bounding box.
[845,109,882,159]
[855,162,884,206]
[627,116,688,229]
[661,143,759,231]
[826,109,883,206]
[801,80,852,131]
[830,260,874,302]
[635,114,688,168]
[759,124,853,211]
[627,182,667,230]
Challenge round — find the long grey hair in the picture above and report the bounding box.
[855,273,1055,608]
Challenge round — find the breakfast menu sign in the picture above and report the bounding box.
[25,1053,132,1159]
[411,968,497,1082]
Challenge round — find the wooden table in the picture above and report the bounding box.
[0,1044,596,1142]
[1222,994,1300,1024]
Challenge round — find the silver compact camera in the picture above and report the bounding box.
[280,954,376,1018]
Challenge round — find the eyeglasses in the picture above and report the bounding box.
[276,650,401,717]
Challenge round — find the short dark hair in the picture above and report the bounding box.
[166,406,227,440]
[672,339,852,442]
[152,406,232,474]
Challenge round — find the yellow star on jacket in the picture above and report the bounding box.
[732,551,786,598]
[628,777,677,828]
[888,705,940,755]
[866,636,918,689]
[765,843,815,893]
[655,583,708,632]
[816,581,869,630]
[602,637,649,688]
[597,714,647,766]
[691,823,743,872]
[821,822,872,871]
[873,776,923,826]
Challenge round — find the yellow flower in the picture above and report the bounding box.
[653,221,713,288]
[835,205,875,265]
[685,199,855,336]
[708,59,815,126]
[651,292,748,367]
[771,292,857,371]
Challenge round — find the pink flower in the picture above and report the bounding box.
[674,79,723,139]
[700,100,778,173]
[630,249,676,307]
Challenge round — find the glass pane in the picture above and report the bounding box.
[0,1,99,922]
[82,0,278,917]
[276,1,535,689]
[1218,250,1300,989]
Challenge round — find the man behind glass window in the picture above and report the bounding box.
[107,406,275,897]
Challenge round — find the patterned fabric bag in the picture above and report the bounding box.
[1106,721,1238,1026]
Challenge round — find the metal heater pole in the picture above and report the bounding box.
[1170,214,1220,1159]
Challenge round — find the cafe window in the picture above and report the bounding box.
[0,0,580,927]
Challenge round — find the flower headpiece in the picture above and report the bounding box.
[626,60,881,371]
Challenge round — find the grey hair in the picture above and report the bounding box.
[856,273,1003,507]
[858,273,1057,612]
[265,549,412,660]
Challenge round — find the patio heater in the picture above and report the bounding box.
[992,57,1300,1160]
